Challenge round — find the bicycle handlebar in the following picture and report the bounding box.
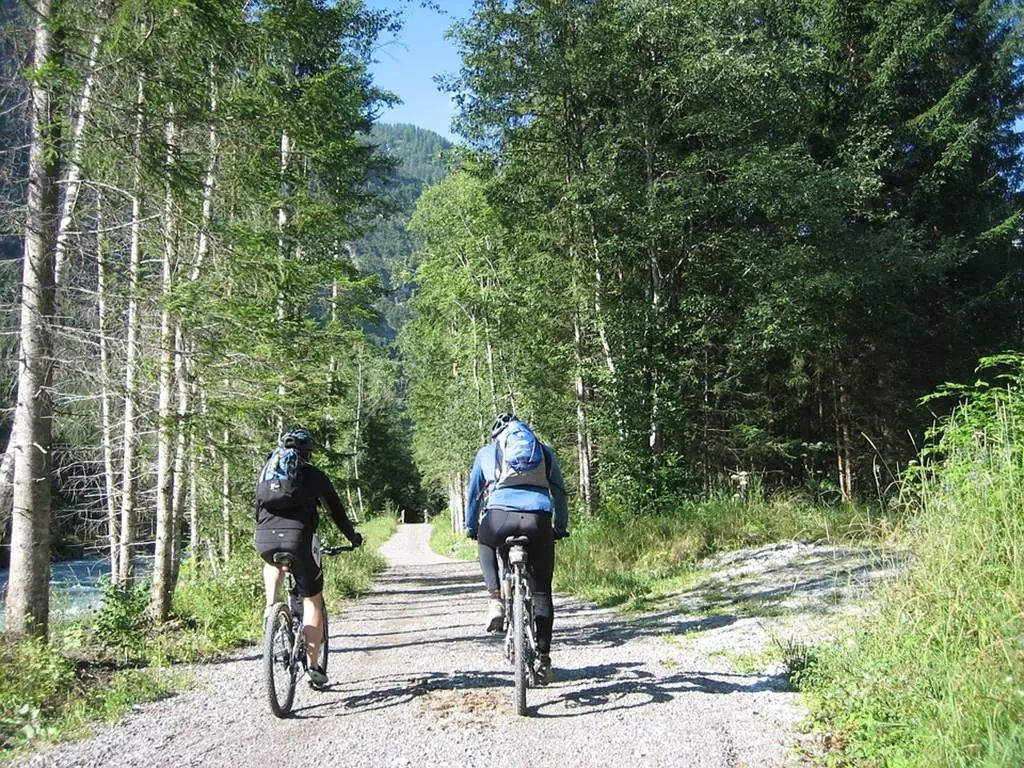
[321,544,357,555]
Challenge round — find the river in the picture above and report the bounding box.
[0,557,152,629]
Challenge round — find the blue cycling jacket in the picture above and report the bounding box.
[464,440,569,538]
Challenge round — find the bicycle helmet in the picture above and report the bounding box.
[281,427,316,452]
[489,413,516,439]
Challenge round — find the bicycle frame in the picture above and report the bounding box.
[499,537,539,714]
[262,543,354,717]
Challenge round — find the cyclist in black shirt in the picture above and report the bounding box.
[254,427,362,688]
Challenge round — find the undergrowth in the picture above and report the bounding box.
[799,353,1024,766]
[430,514,477,560]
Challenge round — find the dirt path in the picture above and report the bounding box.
[20,525,899,768]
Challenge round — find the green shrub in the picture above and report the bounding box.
[429,513,477,560]
[0,638,75,749]
[803,353,1024,766]
[91,581,151,662]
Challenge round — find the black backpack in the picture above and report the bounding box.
[256,447,309,510]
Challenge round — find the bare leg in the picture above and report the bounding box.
[303,593,325,667]
[263,562,284,609]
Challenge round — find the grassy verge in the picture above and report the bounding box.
[429,514,477,561]
[0,513,396,760]
[554,493,888,610]
[798,354,1024,766]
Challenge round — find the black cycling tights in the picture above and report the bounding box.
[477,508,555,654]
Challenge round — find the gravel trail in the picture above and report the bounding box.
[20,524,898,768]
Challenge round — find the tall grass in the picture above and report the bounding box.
[554,493,883,609]
[427,490,883,609]
[429,514,477,561]
[801,354,1024,766]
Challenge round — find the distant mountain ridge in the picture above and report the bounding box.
[355,123,453,338]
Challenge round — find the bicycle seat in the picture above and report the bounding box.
[272,552,295,567]
[503,536,530,548]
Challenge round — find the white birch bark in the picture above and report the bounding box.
[275,129,291,410]
[117,75,145,588]
[170,324,189,584]
[353,354,365,521]
[151,110,178,622]
[221,429,231,562]
[53,28,102,288]
[573,302,594,515]
[0,24,102,538]
[96,191,120,580]
[6,0,59,639]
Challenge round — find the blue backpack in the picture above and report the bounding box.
[256,447,309,510]
[493,421,549,491]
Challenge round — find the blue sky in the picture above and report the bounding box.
[368,1,476,142]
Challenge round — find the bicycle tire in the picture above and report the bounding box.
[317,611,329,676]
[263,602,297,717]
[512,564,528,716]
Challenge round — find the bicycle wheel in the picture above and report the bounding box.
[512,565,528,716]
[263,602,297,717]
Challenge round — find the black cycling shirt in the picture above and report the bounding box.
[255,462,356,540]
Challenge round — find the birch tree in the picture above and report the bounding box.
[6,0,61,639]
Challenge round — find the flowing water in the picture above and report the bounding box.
[0,557,152,629]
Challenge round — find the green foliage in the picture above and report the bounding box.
[0,637,74,750]
[171,553,265,654]
[0,634,171,758]
[802,354,1024,766]
[95,669,173,723]
[411,0,1024,512]
[428,513,477,561]
[91,581,151,662]
[321,514,396,601]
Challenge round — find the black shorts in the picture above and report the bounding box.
[254,525,324,598]
[479,508,554,595]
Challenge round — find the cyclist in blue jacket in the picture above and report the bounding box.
[465,413,569,684]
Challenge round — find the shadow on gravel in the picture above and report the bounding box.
[531,666,790,719]
[555,604,738,648]
[329,632,483,654]
[288,670,509,717]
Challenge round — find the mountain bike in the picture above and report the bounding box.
[262,543,354,718]
[498,535,540,716]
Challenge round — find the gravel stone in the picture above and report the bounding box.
[18,524,901,768]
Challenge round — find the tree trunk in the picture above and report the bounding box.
[170,325,189,586]
[573,303,594,516]
[53,28,102,288]
[448,471,466,534]
[0,23,101,542]
[221,435,231,563]
[834,374,854,500]
[188,448,199,563]
[151,110,178,622]
[96,191,120,580]
[117,75,145,588]
[352,353,365,521]
[6,0,60,639]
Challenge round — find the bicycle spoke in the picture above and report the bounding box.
[263,604,298,717]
